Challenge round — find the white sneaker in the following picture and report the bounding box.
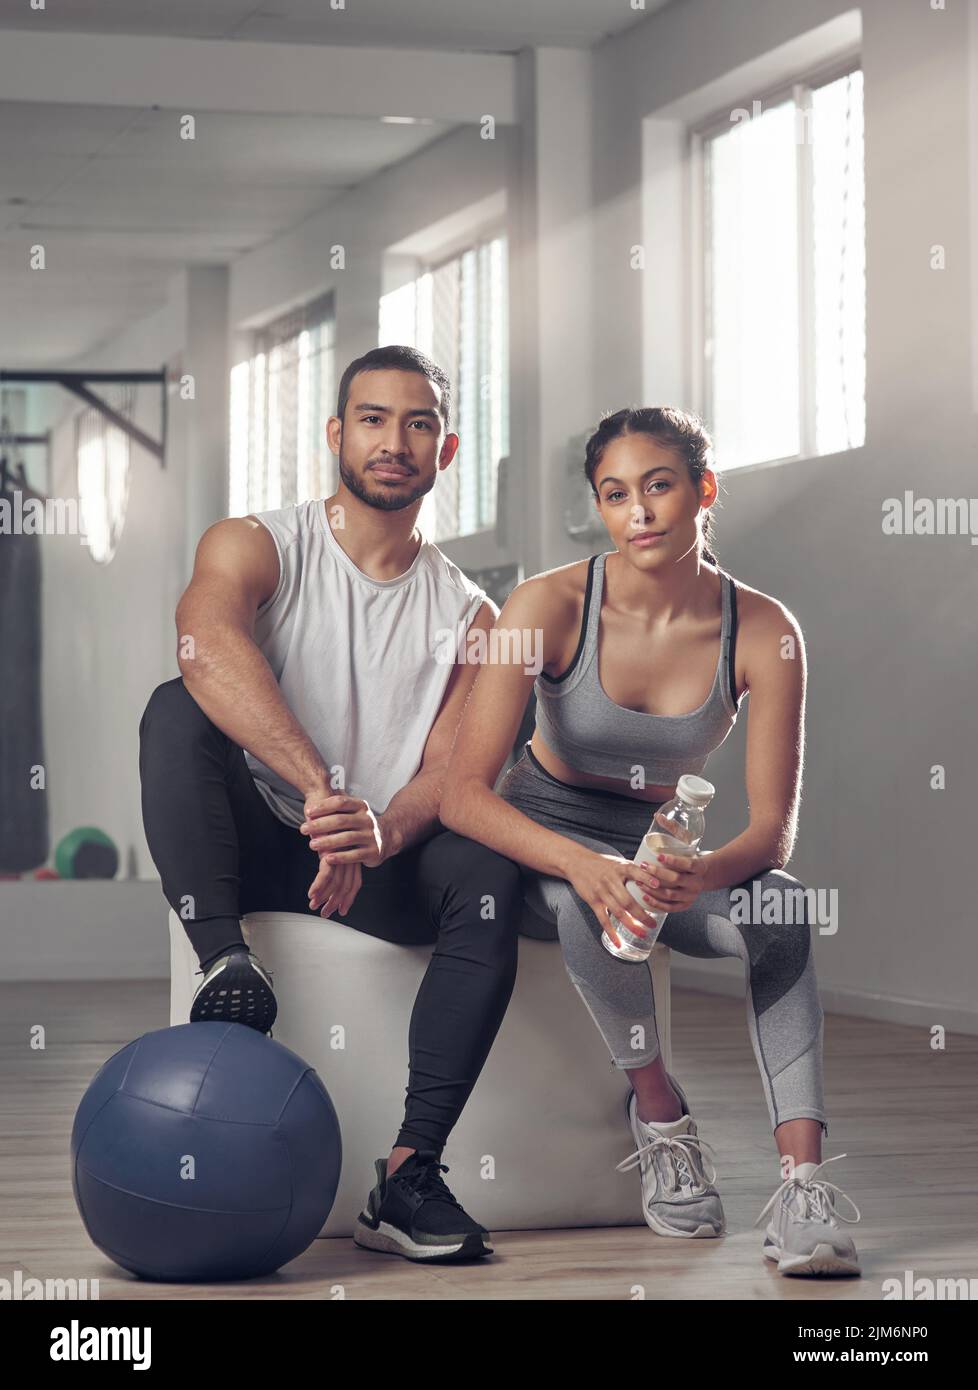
[616,1076,725,1238]
[754,1154,862,1276]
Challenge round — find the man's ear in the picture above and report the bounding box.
[438,432,461,470]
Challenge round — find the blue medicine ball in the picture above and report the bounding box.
[71,1022,342,1282]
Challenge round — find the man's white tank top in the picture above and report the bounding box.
[244,498,488,828]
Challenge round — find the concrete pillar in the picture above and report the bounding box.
[513,47,597,574]
[183,266,230,575]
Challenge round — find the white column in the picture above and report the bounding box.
[183,266,230,576]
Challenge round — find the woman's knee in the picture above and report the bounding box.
[739,869,816,987]
[737,869,815,928]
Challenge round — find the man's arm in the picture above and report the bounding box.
[379,598,500,858]
[306,598,500,865]
[175,516,332,802]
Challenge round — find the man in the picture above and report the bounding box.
[138,344,524,1263]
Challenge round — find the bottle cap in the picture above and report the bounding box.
[676,774,715,808]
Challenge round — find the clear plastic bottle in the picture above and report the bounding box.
[602,774,716,962]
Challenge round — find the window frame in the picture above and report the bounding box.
[229,289,336,516]
[688,50,863,472]
[381,220,509,545]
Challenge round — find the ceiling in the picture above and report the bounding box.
[0,0,676,369]
[0,101,449,366]
[0,0,674,54]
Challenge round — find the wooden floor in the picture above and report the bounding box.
[2,978,975,1302]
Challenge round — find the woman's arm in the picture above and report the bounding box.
[695,594,806,894]
[440,576,706,943]
[440,579,583,878]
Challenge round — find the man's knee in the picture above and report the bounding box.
[140,677,188,734]
[139,676,214,750]
[423,832,523,930]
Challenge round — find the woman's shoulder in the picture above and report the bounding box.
[717,570,806,695]
[496,560,596,681]
[501,556,594,621]
[721,570,802,634]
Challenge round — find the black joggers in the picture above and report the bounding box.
[138,677,523,1156]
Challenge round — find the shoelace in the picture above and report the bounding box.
[753,1153,861,1230]
[392,1156,465,1210]
[616,1129,720,1195]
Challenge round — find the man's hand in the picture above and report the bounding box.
[299,793,389,868]
[307,857,362,918]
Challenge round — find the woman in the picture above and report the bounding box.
[440,406,861,1277]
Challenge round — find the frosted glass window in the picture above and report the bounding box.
[701,67,865,469]
[229,293,335,516]
[379,234,509,541]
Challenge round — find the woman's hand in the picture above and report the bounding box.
[641,849,711,915]
[564,846,664,950]
[308,857,362,918]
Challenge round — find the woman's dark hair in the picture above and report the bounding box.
[584,406,720,564]
[336,345,452,430]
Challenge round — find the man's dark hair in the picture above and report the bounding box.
[336,345,452,431]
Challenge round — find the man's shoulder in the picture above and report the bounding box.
[422,540,489,605]
[246,499,311,540]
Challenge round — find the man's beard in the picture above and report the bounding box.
[339,454,433,512]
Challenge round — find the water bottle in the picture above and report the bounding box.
[601,775,716,962]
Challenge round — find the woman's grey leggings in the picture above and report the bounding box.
[498,744,828,1139]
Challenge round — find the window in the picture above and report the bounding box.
[229,291,336,516]
[379,233,509,542]
[695,63,865,469]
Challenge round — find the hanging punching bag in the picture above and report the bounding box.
[0,464,49,872]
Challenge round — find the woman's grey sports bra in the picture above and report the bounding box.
[533,551,743,787]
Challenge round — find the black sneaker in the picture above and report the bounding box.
[190,947,277,1035]
[353,1150,493,1262]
